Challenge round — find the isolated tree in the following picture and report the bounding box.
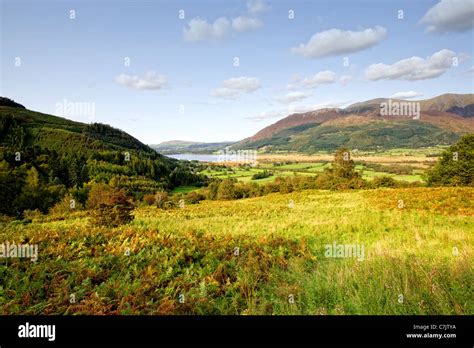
[315,147,365,190]
[332,147,358,179]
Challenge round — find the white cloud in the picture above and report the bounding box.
[390,91,424,99]
[247,0,270,14]
[115,71,167,90]
[232,16,263,32]
[183,17,231,42]
[223,77,261,91]
[183,2,268,42]
[302,71,337,88]
[211,88,241,99]
[211,77,261,99]
[246,109,288,122]
[288,70,337,89]
[421,0,474,33]
[277,91,310,104]
[291,26,387,59]
[365,49,457,81]
[339,75,352,86]
[246,100,350,121]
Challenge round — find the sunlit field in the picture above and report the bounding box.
[200,159,426,185]
[1,187,472,315]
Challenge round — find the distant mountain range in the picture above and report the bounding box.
[153,93,473,154]
[150,140,234,154]
[232,94,473,152]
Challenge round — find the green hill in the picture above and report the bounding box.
[0,103,158,157]
[0,98,206,216]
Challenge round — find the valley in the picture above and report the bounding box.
[1,95,472,316]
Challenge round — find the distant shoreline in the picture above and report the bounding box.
[167,151,441,165]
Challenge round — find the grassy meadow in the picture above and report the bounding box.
[199,155,428,185]
[1,187,472,315]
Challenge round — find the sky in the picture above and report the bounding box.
[1,0,473,144]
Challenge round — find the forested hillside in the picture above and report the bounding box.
[0,98,207,216]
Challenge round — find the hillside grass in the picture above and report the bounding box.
[0,187,472,315]
[171,186,199,194]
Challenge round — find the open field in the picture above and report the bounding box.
[1,187,472,315]
[257,153,438,165]
[199,161,425,185]
[191,148,438,186]
[254,146,447,162]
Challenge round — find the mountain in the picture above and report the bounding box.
[344,94,474,117]
[151,140,233,154]
[0,98,166,159]
[235,94,474,152]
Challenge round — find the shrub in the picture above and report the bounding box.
[70,186,88,206]
[185,191,205,204]
[217,179,237,200]
[89,187,134,227]
[206,181,220,200]
[143,193,156,205]
[275,177,294,193]
[23,209,43,221]
[262,182,280,195]
[371,176,397,188]
[154,190,171,209]
[49,194,84,216]
[362,162,413,175]
[86,183,116,209]
[251,170,273,180]
[0,214,15,224]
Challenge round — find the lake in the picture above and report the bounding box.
[168,154,222,162]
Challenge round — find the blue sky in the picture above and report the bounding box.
[1,0,473,144]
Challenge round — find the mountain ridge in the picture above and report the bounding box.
[151,140,234,155]
[234,93,474,152]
